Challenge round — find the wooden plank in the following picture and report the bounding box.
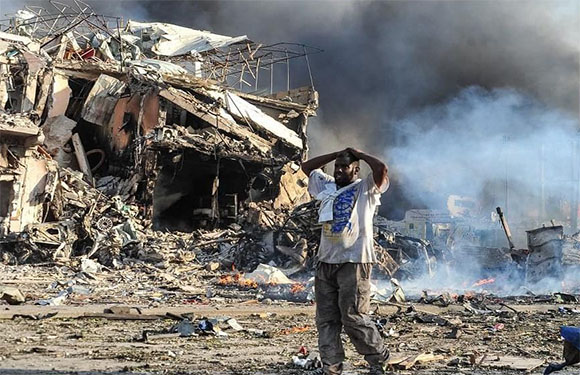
[81,313,164,320]
[479,355,545,371]
[386,353,410,366]
[396,353,445,369]
[71,133,93,183]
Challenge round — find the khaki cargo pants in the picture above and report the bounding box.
[315,262,386,370]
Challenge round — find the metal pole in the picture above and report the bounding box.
[574,5,580,232]
[304,45,315,90]
[255,57,260,91]
[285,49,290,91]
[270,55,274,94]
[572,139,578,231]
[117,18,123,66]
[540,143,545,222]
[504,136,509,218]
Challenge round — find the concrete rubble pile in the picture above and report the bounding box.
[0,5,320,270]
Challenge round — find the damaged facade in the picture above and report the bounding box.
[0,5,318,264]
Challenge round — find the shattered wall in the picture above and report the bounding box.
[0,113,52,237]
[0,6,318,265]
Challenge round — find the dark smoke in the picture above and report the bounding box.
[5,0,580,222]
[117,0,580,221]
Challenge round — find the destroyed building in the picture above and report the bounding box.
[3,4,576,294]
[0,5,319,263]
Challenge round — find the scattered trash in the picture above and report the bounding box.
[281,326,310,335]
[206,262,221,272]
[80,258,102,276]
[226,318,244,331]
[390,278,405,303]
[445,327,462,339]
[244,264,296,285]
[388,352,446,370]
[67,285,91,296]
[35,290,69,306]
[176,319,196,337]
[291,350,321,370]
[198,319,215,334]
[491,323,505,332]
[554,293,578,303]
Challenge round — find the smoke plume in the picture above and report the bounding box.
[389,87,578,227]
[5,0,580,223]
[120,0,580,222]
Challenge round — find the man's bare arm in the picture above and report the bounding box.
[348,148,389,189]
[301,151,339,176]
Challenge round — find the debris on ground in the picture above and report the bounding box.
[0,286,25,305]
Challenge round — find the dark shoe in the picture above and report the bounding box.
[368,349,390,375]
[382,348,390,362]
[306,362,343,375]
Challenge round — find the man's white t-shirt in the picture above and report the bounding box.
[308,169,389,264]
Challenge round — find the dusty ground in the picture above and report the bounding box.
[1,263,579,375]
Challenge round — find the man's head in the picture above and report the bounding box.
[334,150,360,187]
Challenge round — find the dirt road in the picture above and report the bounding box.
[0,264,578,374]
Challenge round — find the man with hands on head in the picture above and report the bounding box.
[301,147,390,375]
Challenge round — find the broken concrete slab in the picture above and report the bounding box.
[0,287,25,305]
[223,91,304,149]
[81,74,126,127]
[40,115,76,155]
[273,162,309,209]
[479,355,545,372]
[46,72,72,118]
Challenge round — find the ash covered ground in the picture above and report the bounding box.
[1,261,580,375]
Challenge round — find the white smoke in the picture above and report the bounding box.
[381,87,580,295]
[387,86,579,228]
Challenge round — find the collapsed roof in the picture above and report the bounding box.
[0,1,320,263]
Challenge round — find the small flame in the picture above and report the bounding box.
[472,278,495,287]
[281,326,310,335]
[218,273,258,289]
[290,283,306,294]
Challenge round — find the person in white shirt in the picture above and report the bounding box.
[302,147,390,375]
